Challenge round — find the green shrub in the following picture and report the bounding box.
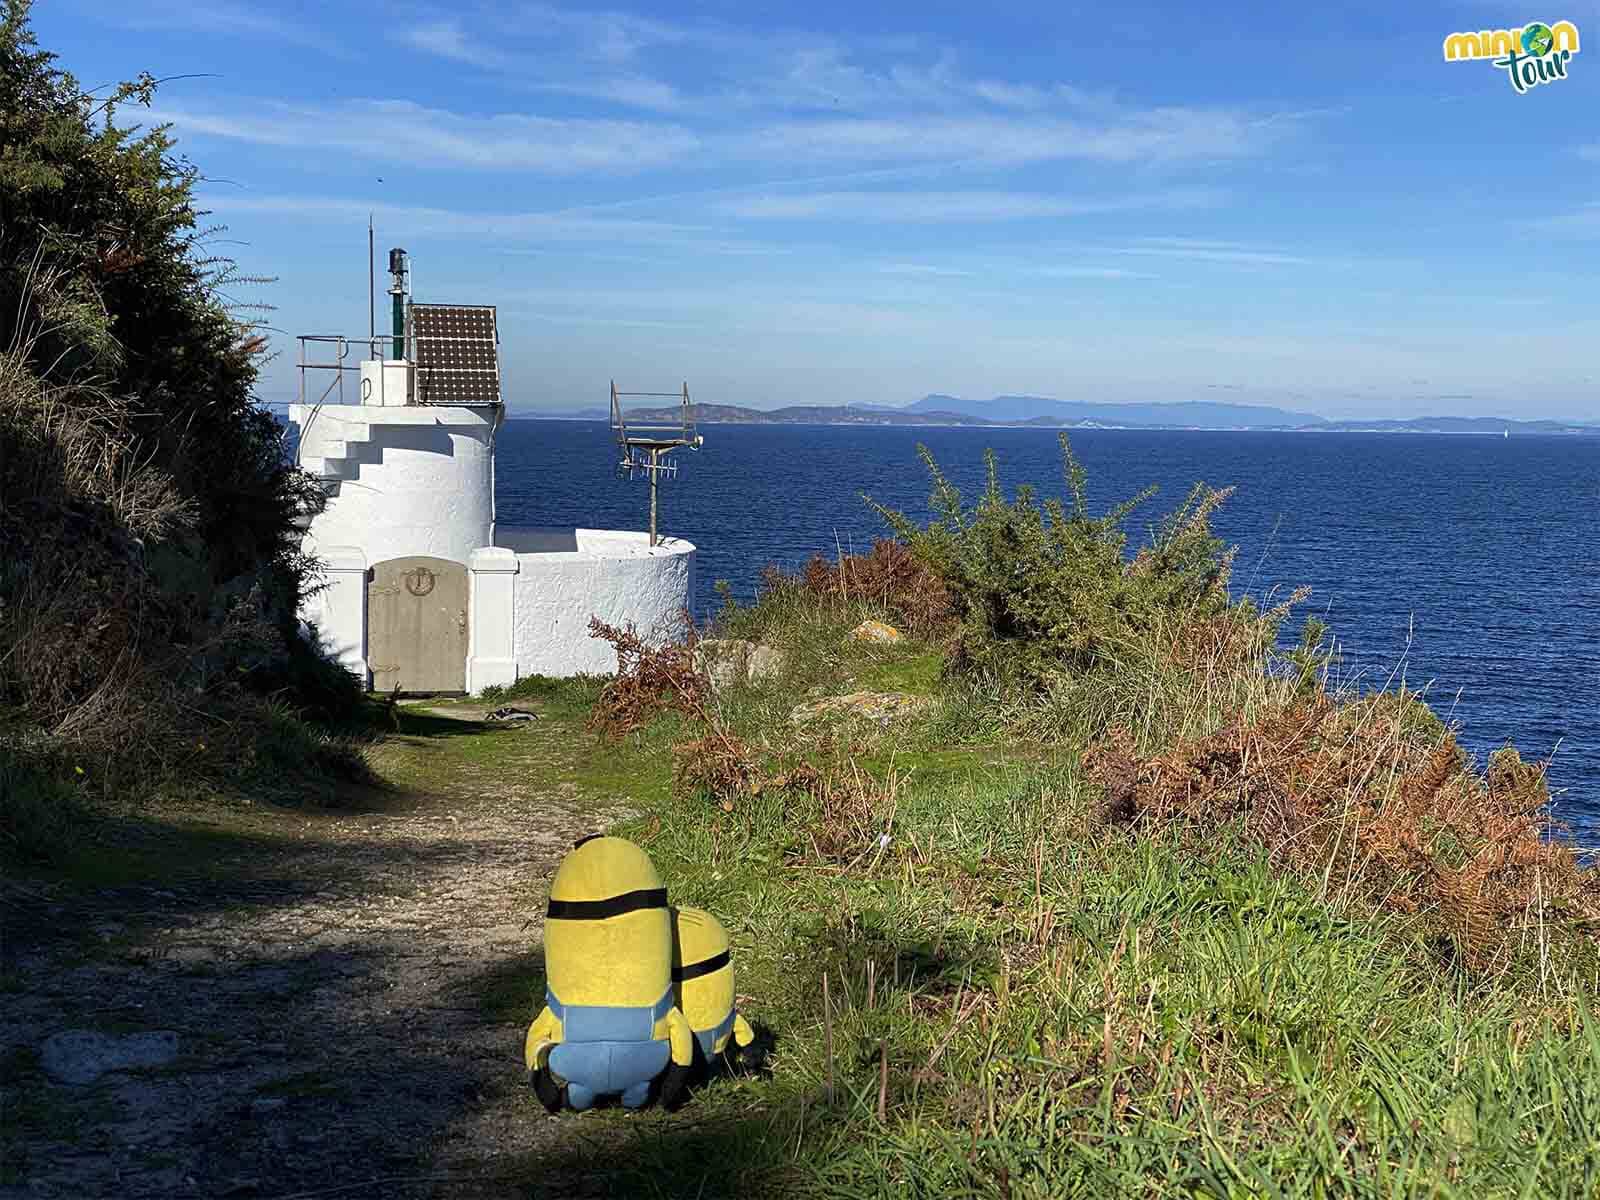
[244,703,376,805]
[0,746,86,864]
[867,435,1242,691]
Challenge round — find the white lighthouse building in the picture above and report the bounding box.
[289,251,696,694]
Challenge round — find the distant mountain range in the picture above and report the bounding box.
[620,403,998,426]
[905,394,1325,427]
[525,396,1598,435]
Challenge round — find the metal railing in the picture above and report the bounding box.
[297,335,384,407]
[294,333,504,407]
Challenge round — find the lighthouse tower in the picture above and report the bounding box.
[289,248,696,695]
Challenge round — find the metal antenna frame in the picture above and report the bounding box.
[610,381,703,547]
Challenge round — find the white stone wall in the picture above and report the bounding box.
[494,527,696,679]
[465,547,519,693]
[291,404,499,568]
[301,545,368,682]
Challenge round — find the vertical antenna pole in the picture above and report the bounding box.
[367,215,375,347]
[648,448,661,547]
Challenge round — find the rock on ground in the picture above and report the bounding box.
[695,639,784,689]
[850,620,904,645]
[746,643,785,681]
[39,1030,179,1086]
[694,638,753,690]
[790,691,931,725]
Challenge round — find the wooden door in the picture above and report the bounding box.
[367,557,468,694]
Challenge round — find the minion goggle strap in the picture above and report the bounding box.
[546,888,669,920]
[671,950,731,983]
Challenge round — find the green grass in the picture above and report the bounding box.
[0,750,89,865]
[478,604,1600,1198]
[476,674,608,721]
[467,950,549,1025]
[853,647,945,697]
[2,694,391,875]
[375,692,676,813]
[604,765,1600,1198]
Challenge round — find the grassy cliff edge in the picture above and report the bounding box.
[487,441,1600,1198]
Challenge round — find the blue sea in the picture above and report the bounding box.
[500,420,1599,841]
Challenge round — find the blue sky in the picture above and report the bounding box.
[34,0,1600,419]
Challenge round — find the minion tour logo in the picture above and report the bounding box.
[1443,20,1581,92]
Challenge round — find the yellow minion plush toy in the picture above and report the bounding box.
[671,906,755,1065]
[525,835,694,1111]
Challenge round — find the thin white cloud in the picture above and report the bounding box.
[927,237,1363,277]
[505,311,703,330]
[877,263,974,277]
[148,100,701,173]
[969,80,1048,109]
[728,109,1276,167]
[722,188,1222,222]
[1134,237,1253,248]
[397,22,515,70]
[372,10,1297,172]
[197,193,734,246]
[540,76,687,110]
[514,3,701,62]
[1028,266,1153,279]
[393,14,1130,125]
[1117,238,1325,266]
[477,284,934,336]
[393,15,691,108]
[152,91,1280,175]
[72,0,341,51]
[876,260,1148,282]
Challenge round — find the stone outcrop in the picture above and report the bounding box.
[695,639,785,690]
[790,691,931,725]
[850,619,904,644]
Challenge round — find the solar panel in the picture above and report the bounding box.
[408,304,501,405]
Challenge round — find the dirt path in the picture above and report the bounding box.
[2,704,633,1199]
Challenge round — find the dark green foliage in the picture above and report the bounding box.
[867,435,1238,688]
[1,2,324,702]
[0,2,361,857]
[243,702,379,805]
[1284,614,1334,695]
[0,746,85,863]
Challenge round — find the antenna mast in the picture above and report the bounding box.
[610,381,702,547]
[367,215,375,345]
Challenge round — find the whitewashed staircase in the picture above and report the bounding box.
[290,409,375,529]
